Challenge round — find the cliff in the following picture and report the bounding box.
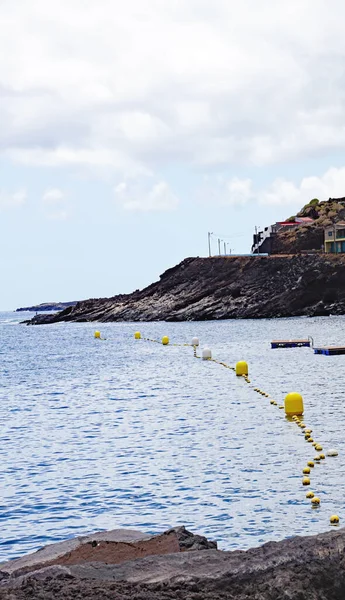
[26,253,345,324]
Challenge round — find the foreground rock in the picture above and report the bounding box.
[0,527,216,577]
[1,527,345,599]
[27,254,345,324]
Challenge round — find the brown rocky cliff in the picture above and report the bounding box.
[27,254,345,324]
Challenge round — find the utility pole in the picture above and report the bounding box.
[224,241,226,255]
[255,226,259,254]
[218,238,221,255]
[208,232,213,257]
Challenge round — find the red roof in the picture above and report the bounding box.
[276,221,297,226]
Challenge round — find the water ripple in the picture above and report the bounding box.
[1,313,345,560]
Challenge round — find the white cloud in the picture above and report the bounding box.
[204,165,345,211]
[0,189,26,210]
[258,167,345,206]
[42,187,70,219]
[42,188,65,204]
[2,0,345,174]
[114,179,179,211]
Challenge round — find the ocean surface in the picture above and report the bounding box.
[1,311,345,562]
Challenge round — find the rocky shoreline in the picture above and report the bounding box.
[26,254,345,325]
[1,526,345,599]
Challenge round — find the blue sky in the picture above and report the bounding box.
[2,0,345,309]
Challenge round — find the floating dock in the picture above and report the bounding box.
[314,347,345,356]
[271,340,311,349]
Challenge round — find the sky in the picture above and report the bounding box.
[2,0,345,309]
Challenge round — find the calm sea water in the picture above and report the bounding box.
[1,311,345,562]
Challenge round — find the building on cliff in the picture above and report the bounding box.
[251,218,313,254]
[324,222,345,253]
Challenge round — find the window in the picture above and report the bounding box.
[328,231,333,237]
[336,229,345,239]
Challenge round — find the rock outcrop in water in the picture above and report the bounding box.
[26,253,345,324]
[1,526,345,599]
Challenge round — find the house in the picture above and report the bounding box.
[324,223,345,253]
[251,218,314,254]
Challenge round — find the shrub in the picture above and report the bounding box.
[309,198,319,206]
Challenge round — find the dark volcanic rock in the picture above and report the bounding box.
[25,254,345,324]
[2,527,345,599]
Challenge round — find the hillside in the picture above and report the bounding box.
[271,197,345,253]
[27,253,345,324]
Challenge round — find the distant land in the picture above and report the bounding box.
[25,197,345,324]
[16,301,78,312]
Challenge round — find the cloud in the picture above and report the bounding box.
[42,187,70,219]
[42,188,65,204]
[2,0,345,175]
[204,166,345,211]
[0,189,26,210]
[114,179,179,211]
[258,167,345,206]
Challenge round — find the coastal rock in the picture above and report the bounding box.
[1,527,345,599]
[26,254,345,324]
[0,527,216,578]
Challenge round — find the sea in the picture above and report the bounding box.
[1,310,345,562]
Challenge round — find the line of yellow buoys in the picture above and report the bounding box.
[130,331,340,526]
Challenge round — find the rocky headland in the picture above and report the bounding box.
[1,526,345,599]
[16,301,78,312]
[26,253,345,324]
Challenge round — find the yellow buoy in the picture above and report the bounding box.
[305,428,312,434]
[315,444,323,451]
[314,455,321,462]
[330,515,340,525]
[300,423,306,428]
[305,434,311,440]
[306,491,315,499]
[134,332,141,340]
[285,392,304,416]
[270,400,275,405]
[307,438,314,443]
[311,496,320,506]
[94,331,101,339]
[302,477,311,486]
[236,361,248,376]
[162,336,169,345]
[279,405,284,409]
[312,442,317,447]
[303,467,311,474]
[319,453,325,460]
[307,461,315,468]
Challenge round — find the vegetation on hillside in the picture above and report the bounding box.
[274,197,345,253]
